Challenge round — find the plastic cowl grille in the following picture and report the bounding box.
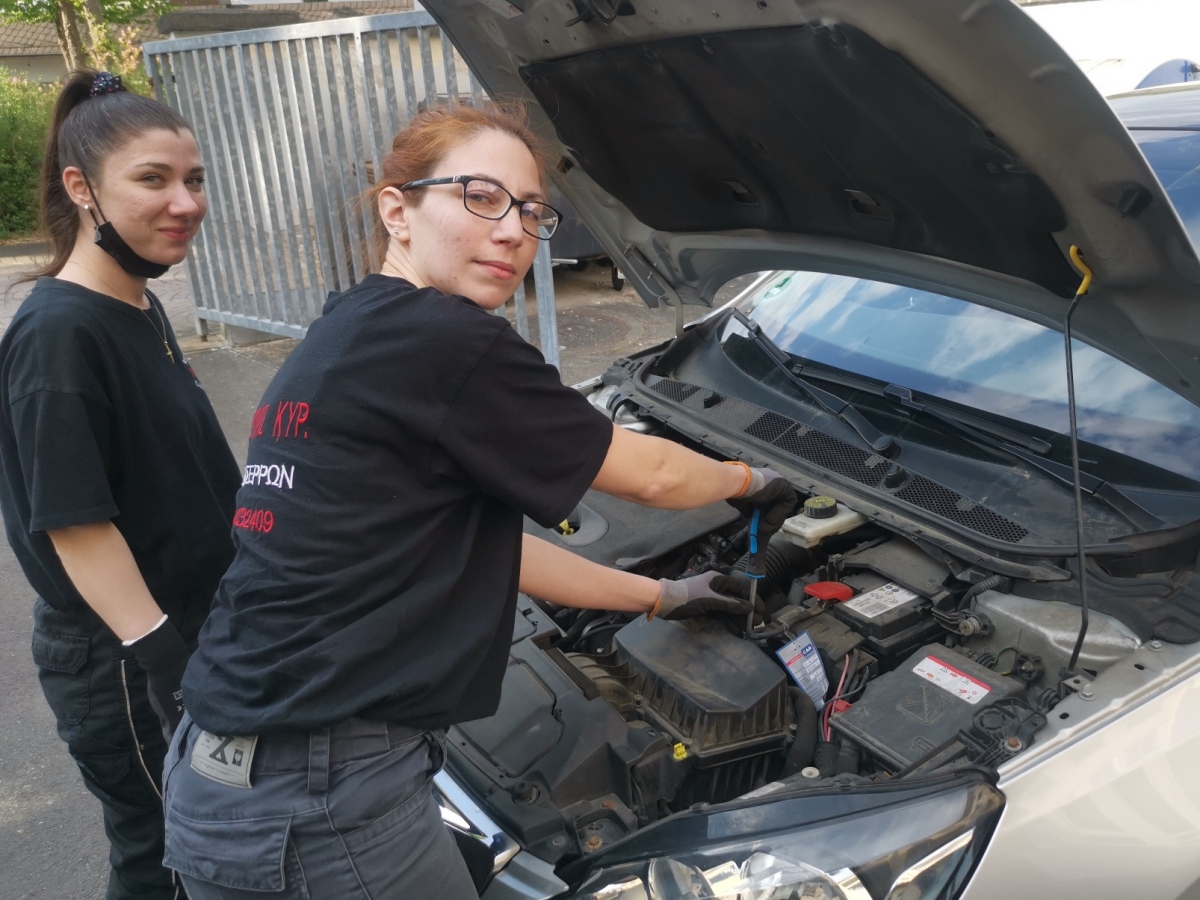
[648,377,1030,543]
[895,476,1029,543]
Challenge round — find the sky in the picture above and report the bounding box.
[1023,0,1200,92]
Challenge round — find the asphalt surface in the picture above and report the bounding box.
[0,253,729,898]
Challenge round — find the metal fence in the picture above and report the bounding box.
[143,11,560,367]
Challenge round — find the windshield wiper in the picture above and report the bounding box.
[882,383,1164,532]
[730,309,898,458]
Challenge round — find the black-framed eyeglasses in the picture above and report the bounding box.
[399,175,561,240]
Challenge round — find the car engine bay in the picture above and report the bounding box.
[444,458,1191,867]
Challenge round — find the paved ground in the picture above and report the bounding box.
[0,251,734,898]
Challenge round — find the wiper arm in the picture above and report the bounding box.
[789,362,1052,454]
[883,383,1164,531]
[731,309,898,458]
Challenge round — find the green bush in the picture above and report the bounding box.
[0,70,54,239]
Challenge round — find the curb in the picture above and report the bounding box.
[0,242,49,260]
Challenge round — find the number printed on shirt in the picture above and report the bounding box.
[233,507,274,533]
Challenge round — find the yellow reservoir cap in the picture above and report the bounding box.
[803,495,838,519]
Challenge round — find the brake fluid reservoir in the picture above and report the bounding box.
[779,496,867,548]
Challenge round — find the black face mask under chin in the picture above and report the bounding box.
[82,176,172,279]
[91,221,171,279]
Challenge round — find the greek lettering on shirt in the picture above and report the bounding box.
[248,399,310,442]
[241,463,295,490]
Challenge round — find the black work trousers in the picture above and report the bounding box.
[32,598,182,900]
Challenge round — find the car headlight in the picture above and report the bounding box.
[567,777,1001,900]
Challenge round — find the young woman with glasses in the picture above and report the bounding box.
[161,102,795,899]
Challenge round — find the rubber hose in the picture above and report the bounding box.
[957,573,1006,611]
[552,608,605,649]
[783,687,819,776]
[814,741,839,778]
[835,741,860,775]
[732,539,815,597]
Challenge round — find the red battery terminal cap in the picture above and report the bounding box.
[804,581,855,602]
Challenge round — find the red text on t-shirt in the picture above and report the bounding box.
[233,507,274,533]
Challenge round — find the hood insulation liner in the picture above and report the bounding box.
[523,24,1079,296]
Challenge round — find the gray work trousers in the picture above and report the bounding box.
[162,712,478,899]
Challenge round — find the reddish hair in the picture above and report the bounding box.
[365,101,553,265]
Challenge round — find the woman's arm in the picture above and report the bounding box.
[590,423,747,508]
[520,534,659,612]
[47,521,166,641]
[48,521,191,738]
[519,534,752,619]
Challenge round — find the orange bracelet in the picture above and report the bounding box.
[723,460,753,498]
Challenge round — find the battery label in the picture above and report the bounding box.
[912,655,992,705]
[777,630,830,710]
[843,582,919,618]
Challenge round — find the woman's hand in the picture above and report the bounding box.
[125,618,191,741]
[655,571,754,620]
[726,466,797,551]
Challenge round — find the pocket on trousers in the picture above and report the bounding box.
[31,629,90,726]
[76,749,131,786]
[425,729,447,774]
[164,810,291,891]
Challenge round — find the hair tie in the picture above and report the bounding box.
[89,73,126,98]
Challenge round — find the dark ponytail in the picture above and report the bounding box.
[21,69,193,282]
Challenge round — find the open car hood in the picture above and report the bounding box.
[423,0,1200,406]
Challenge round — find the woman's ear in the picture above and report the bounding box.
[62,166,93,210]
[377,186,411,242]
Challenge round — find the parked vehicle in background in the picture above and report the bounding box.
[419,2,1200,898]
[549,187,626,290]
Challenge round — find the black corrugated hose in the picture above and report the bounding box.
[732,539,815,600]
[782,686,819,776]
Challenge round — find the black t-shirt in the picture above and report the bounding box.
[0,278,241,641]
[184,275,613,735]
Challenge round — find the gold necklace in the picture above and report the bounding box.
[63,259,139,307]
[140,296,174,363]
[60,261,173,361]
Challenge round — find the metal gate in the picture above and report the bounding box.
[143,11,560,367]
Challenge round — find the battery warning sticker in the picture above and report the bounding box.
[912,655,992,705]
[777,630,830,710]
[843,582,918,618]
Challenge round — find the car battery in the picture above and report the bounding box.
[830,644,1026,770]
[831,574,943,659]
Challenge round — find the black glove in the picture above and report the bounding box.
[127,619,191,742]
[727,466,797,550]
[656,571,756,619]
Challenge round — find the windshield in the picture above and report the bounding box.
[1129,128,1200,246]
[725,272,1200,481]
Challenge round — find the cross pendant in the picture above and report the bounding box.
[164,341,174,363]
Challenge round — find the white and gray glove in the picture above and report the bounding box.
[654,571,754,620]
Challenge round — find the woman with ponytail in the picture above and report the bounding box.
[0,71,240,899]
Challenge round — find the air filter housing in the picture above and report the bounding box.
[612,617,790,764]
